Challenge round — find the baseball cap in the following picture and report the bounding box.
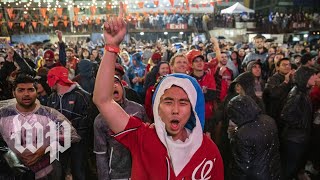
[47,66,74,87]
[43,49,54,61]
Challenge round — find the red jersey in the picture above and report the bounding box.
[114,116,224,180]
[192,72,216,121]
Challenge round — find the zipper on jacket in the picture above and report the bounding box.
[58,94,64,113]
[165,157,170,180]
[109,147,113,174]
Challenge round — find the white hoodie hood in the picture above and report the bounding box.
[152,73,205,176]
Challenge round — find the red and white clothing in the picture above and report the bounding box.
[114,116,224,180]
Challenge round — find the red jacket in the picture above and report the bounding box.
[192,72,217,121]
[114,116,224,180]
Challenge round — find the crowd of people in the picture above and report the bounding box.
[1,3,320,180]
[1,7,320,36]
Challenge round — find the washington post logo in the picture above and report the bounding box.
[10,115,71,163]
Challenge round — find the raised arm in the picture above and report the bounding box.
[56,30,67,67]
[210,37,221,64]
[93,2,130,134]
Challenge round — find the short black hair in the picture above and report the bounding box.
[254,34,266,40]
[276,57,290,67]
[301,54,313,65]
[13,73,37,91]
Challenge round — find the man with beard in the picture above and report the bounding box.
[94,76,147,180]
[213,52,233,103]
[0,73,79,179]
[242,34,268,67]
[46,66,91,180]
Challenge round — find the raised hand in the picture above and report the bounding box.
[210,37,219,46]
[103,2,127,46]
[55,30,63,41]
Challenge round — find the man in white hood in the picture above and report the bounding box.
[93,3,223,179]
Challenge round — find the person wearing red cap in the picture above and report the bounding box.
[46,66,91,180]
[42,49,63,70]
[187,49,217,136]
[146,52,162,74]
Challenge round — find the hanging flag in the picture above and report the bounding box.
[74,7,80,15]
[57,8,63,16]
[20,21,26,29]
[169,0,174,7]
[63,20,68,27]
[32,21,37,29]
[53,20,58,27]
[40,8,47,18]
[6,8,14,19]
[90,6,96,15]
[8,21,13,29]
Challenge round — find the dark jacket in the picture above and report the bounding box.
[94,86,147,179]
[75,59,97,94]
[47,84,92,135]
[280,66,316,143]
[263,72,293,124]
[228,95,281,180]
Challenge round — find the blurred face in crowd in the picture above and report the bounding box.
[230,52,237,60]
[235,84,245,96]
[121,53,130,63]
[278,60,291,75]
[254,38,265,50]
[82,49,90,59]
[268,47,275,55]
[36,83,46,96]
[7,48,14,60]
[251,64,262,78]
[274,54,284,66]
[294,56,301,66]
[45,58,54,67]
[294,45,303,53]
[66,51,73,59]
[238,49,245,58]
[305,47,311,53]
[92,49,99,58]
[113,78,124,103]
[54,53,59,61]
[132,59,138,66]
[158,63,170,76]
[171,56,188,73]
[13,83,37,112]
[220,53,228,66]
[307,57,316,67]
[192,57,205,71]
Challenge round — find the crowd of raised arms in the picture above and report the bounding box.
[0,3,320,180]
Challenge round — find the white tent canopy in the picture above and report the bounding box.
[221,2,255,14]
